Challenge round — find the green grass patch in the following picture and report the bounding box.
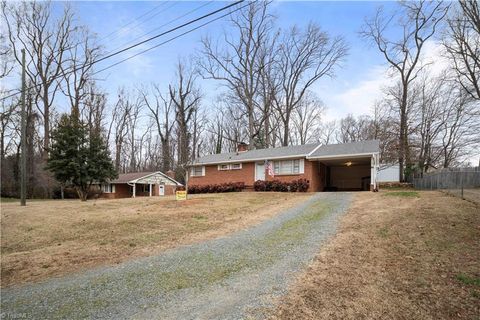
[456,274,480,286]
[377,226,389,238]
[384,191,419,198]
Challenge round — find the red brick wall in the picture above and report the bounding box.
[189,160,325,192]
[98,183,178,199]
[189,162,256,186]
[264,160,323,192]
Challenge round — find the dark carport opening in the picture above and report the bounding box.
[320,157,371,191]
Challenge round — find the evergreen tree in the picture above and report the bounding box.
[47,112,117,201]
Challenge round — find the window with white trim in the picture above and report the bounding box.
[274,159,301,175]
[231,163,242,170]
[218,164,230,171]
[191,166,205,177]
[101,183,115,193]
[217,163,242,171]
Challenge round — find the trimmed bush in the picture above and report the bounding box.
[188,182,246,194]
[253,179,309,192]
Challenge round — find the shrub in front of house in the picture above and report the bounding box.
[253,179,309,192]
[188,182,246,194]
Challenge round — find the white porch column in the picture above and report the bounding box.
[149,184,152,197]
[133,183,136,198]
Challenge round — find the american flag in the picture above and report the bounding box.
[265,160,275,177]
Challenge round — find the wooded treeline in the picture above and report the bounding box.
[1,1,479,198]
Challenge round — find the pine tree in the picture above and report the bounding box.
[47,112,117,201]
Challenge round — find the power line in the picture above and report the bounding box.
[95,2,250,75]
[1,0,245,102]
[105,2,179,45]
[108,1,214,54]
[98,2,169,42]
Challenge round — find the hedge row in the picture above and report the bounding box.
[187,182,246,194]
[253,179,309,192]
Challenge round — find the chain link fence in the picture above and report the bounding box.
[412,167,480,202]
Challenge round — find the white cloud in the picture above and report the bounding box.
[323,40,448,122]
[323,65,392,121]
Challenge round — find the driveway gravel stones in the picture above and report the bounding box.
[1,192,353,320]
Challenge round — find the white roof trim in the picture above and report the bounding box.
[128,171,183,186]
[192,154,308,166]
[306,143,323,157]
[306,152,378,160]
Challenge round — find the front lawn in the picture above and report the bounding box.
[1,192,310,287]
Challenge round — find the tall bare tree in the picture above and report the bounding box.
[291,92,325,145]
[361,0,449,181]
[60,27,101,118]
[2,1,76,159]
[444,0,480,100]
[141,84,175,172]
[198,1,274,149]
[108,89,132,171]
[169,61,201,179]
[275,23,348,146]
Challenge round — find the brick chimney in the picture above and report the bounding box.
[165,170,176,180]
[237,142,249,153]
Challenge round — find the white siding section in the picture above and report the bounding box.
[378,165,400,182]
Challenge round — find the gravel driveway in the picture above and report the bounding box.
[1,192,353,320]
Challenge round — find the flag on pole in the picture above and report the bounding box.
[265,160,275,177]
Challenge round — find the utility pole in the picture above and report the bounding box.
[20,49,27,206]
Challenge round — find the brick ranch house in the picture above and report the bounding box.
[97,171,182,199]
[189,140,380,192]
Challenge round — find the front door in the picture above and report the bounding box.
[255,162,265,181]
[159,185,165,196]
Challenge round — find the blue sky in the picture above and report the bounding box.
[53,1,441,120]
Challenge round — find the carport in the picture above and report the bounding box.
[306,141,380,192]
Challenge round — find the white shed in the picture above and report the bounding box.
[378,165,400,182]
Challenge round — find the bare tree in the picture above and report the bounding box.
[2,1,76,159]
[360,0,449,181]
[437,89,479,168]
[141,84,175,172]
[108,88,132,171]
[198,1,274,149]
[60,27,101,118]
[126,96,142,172]
[291,92,325,145]
[83,83,107,137]
[444,0,480,100]
[169,61,201,180]
[318,120,336,146]
[275,23,348,146]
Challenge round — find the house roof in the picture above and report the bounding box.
[191,143,319,165]
[307,140,380,159]
[191,140,380,165]
[109,171,182,185]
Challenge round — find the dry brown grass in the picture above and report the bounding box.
[1,192,311,287]
[270,191,480,320]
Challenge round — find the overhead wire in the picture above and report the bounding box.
[0,0,245,102]
[95,2,250,75]
[107,0,214,54]
[105,2,180,45]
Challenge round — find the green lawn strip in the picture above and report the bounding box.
[456,274,480,286]
[383,191,419,198]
